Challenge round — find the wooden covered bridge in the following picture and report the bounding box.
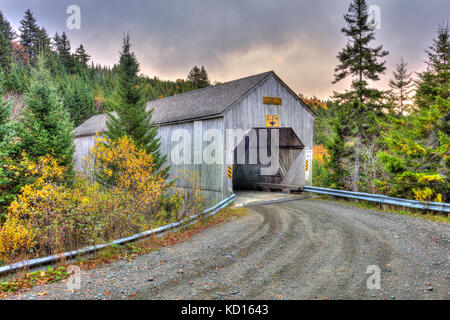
[73,71,316,203]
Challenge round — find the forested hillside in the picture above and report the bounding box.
[0,9,206,128]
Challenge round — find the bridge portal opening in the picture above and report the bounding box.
[232,128,304,192]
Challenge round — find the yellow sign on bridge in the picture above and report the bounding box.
[265,115,279,127]
[263,97,282,105]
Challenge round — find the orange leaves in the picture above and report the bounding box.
[313,145,330,165]
[301,96,328,110]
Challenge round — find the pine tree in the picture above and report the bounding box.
[416,23,450,110]
[0,33,11,71]
[0,10,16,44]
[64,75,95,127]
[187,65,211,89]
[425,23,450,87]
[15,55,74,169]
[0,71,14,216]
[389,58,414,114]
[0,72,12,142]
[37,27,51,54]
[5,62,30,92]
[75,44,90,65]
[331,0,388,191]
[54,32,74,72]
[106,35,166,175]
[327,112,347,188]
[378,24,449,202]
[19,9,40,62]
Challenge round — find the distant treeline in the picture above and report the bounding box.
[0,9,212,127]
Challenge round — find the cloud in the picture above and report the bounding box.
[1,0,449,98]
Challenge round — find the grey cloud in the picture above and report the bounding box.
[1,0,448,98]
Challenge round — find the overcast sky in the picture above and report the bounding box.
[0,0,449,98]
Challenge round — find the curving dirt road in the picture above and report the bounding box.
[8,198,449,300]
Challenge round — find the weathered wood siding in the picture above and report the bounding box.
[74,135,97,173]
[158,117,225,204]
[223,74,314,191]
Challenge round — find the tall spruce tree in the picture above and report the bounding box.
[75,44,90,65]
[187,65,211,89]
[19,9,40,62]
[54,32,74,72]
[389,58,414,114]
[331,0,388,191]
[106,34,166,175]
[0,10,16,44]
[15,55,74,169]
[37,27,51,54]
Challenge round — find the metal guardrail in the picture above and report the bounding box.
[0,194,236,276]
[303,186,449,213]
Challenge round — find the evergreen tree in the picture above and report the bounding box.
[378,24,449,202]
[54,32,74,72]
[15,55,74,169]
[327,112,347,188]
[0,33,11,71]
[5,62,30,92]
[64,75,95,127]
[75,44,90,65]
[0,72,12,142]
[0,71,14,216]
[389,57,414,114]
[424,23,450,87]
[0,10,16,44]
[19,9,40,62]
[37,27,51,54]
[331,0,388,191]
[106,35,166,175]
[187,65,211,89]
[415,23,450,110]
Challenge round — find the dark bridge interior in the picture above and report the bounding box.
[232,128,304,191]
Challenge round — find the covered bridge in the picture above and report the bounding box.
[73,71,316,204]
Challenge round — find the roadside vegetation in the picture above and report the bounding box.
[306,0,448,208]
[0,205,247,298]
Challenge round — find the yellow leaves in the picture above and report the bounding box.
[413,187,435,202]
[0,137,203,263]
[417,174,445,184]
[0,217,35,260]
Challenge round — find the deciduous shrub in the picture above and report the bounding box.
[0,136,204,264]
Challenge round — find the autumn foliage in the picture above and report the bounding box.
[0,136,203,263]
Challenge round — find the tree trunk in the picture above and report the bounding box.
[353,125,361,192]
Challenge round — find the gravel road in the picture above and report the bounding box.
[7,198,449,300]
